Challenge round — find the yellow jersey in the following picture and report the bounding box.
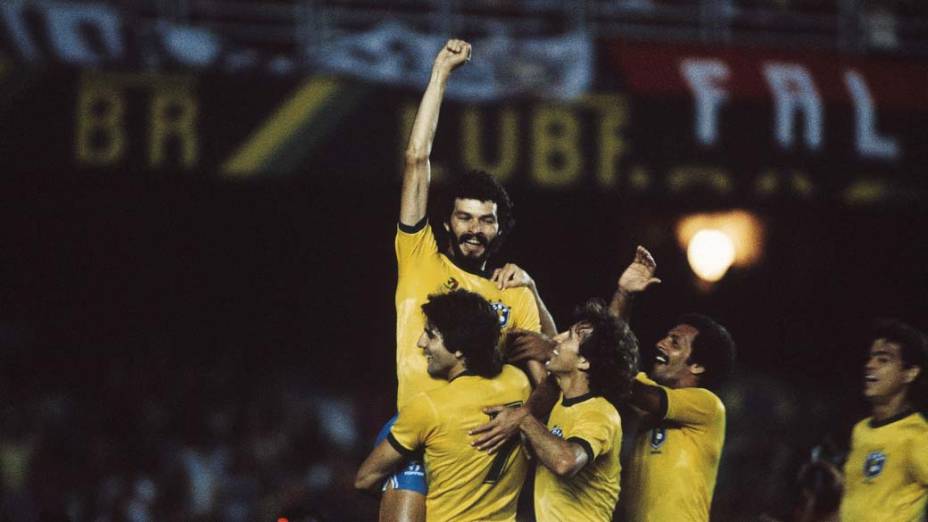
[840,411,928,522]
[395,221,541,409]
[624,373,726,522]
[534,393,623,522]
[388,364,532,521]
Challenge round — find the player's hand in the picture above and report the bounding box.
[504,329,556,363]
[617,245,661,293]
[491,263,534,291]
[432,39,471,76]
[470,405,529,453]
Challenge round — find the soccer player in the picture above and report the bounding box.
[606,248,735,522]
[517,300,639,522]
[382,38,543,521]
[356,290,532,521]
[839,319,928,522]
[620,311,735,522]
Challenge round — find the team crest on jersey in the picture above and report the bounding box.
[551,426,564,438]
[864,451,886,479]
[650,428,667,451]
[490,301,511,327]
[444,277,459,290]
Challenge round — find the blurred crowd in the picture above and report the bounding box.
[0,342,380,522]
[0,332,860,522]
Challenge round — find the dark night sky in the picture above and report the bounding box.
[3,174,924,432]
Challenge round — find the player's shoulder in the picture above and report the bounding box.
[500,363,531,385]
[901,410,928,433]
[852,416,872,433]
[585,396,622,423]
[680,385,725,411]
[404,389,440,413]
[396,218,431,237]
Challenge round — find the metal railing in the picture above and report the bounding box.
[54,0,928,56]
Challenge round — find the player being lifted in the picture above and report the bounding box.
[356,290,532,521]
[376,39,543,521]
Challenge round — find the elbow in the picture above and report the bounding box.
[404,147,428,166]
[354,472,375,492]
[551,457,581,479]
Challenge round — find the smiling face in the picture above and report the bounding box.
[417,322,463,381]
[651,324,705,388]
[545,322,592,376]
[863,338,920,403]
[444,198,500,266]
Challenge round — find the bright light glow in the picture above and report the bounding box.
[676,210,765,267]
[687,229,736,282]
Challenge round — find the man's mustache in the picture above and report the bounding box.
[458,233,489,247]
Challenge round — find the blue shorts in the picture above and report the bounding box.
[375,414,428,495]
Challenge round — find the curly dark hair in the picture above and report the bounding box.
[574,299,640,404]
[434,169,515,259]
[421,290,503,378]
[677,313,736,389]
[871,318,927,407]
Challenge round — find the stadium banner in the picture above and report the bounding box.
[0,44,924,205]
[0,2,590,101]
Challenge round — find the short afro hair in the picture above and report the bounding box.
[677,313,736,389]
[421,289,503,378]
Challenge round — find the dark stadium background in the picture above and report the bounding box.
[1,1,926,520]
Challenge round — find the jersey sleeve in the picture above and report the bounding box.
[395,219,439,276]
[664,386,724,426]
[389,392,438,456]
[910,421,928,485]
[508,287,541,333]
[565,406,619,463]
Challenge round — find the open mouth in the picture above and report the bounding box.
[460,234,487,249]
[864,375,877,384]
[655,352,669,365]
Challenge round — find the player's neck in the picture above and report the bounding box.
[447,363,469,382]
[555,372,590,401]
[870,389,911,422]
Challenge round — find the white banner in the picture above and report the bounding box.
[310,22,592,101]
[1,2,592,101]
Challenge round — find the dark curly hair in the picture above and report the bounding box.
[434,169,515,259]
[421,290,503,378]
[871,318,927,408]
[575,299,640,404]
[677,313,736,389]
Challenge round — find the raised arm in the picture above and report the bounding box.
[609,245,661,321]
[399,39,471,227]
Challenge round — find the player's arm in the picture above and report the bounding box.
[471,374,560,453]
[492,263,556,336]
[354,439,407,493]
[399,39,471,227]
[519,413,589,478]
[627,377,668,419]
[609,246,661,321]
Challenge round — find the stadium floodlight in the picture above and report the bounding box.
[687,229,736,282]
[676,210,765,284]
